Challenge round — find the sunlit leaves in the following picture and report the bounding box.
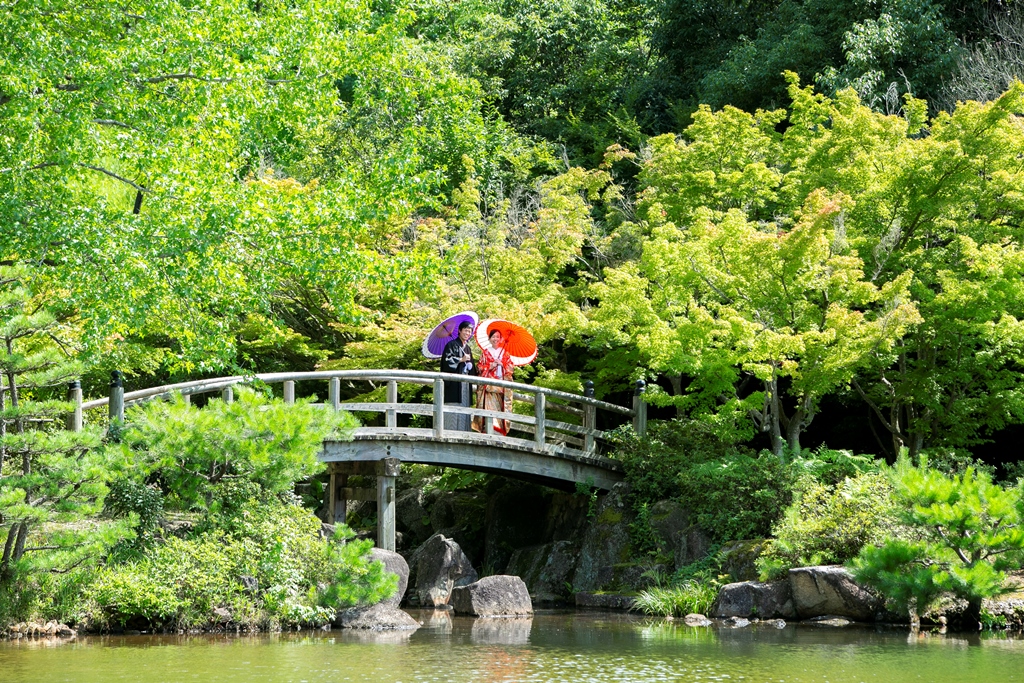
[1,0,516,373]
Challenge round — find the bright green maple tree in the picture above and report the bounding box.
[589,74,1024,457]
[591,188,920,456]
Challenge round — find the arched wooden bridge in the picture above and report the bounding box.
[75,369,647,550]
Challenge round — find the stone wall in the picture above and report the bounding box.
[391,478,724,605]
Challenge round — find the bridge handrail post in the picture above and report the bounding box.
[433,377,444,437]
[66,380,83,432]
[221,386,234,404]
[283,380,295,405]
[329,377,341,411]
[534,391,546,448]
[583,380,596,453]
[632,379,647,437]
[386,380,397,428]
[108,370,125,429]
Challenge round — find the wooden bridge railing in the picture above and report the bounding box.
[73,369,648,458]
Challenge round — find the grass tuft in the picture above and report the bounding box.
[632,582,718,618]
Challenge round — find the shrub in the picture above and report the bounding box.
[614,420,794,545]
[850,458,1024,626]
[612,419,742,503]
[680,452,796,544]
[790,447,879,487]
[633,582,718,617]
[85,498,394,629]
[757,470,901,579]
[104,477,166,561]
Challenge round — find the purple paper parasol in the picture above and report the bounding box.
[422,311,479,359]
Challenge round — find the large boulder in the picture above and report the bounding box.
[648,500,689,560]
[574,592,636,610]
[546,490,592,541]
[788,566,882,621]
[505,540,578,603]
[451,575,534,617]
[712,581,796,619]
[395,489,434,548]
[572,483,634,592]
[368,548,409,608]
[335,602,420,630]
[409,534,478,607]
[595,562,668,592]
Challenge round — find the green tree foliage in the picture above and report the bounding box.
[851,458,1024,626]
[333,157,622,398]
[0,266,118,585]
[0,0,529,374]
[605,189,919,454]
[940,8,1024,110]
[614,420,795,544]
[121,389,354,509]
[589,77,1024,457]
[411,0,655,163]
[652,0,966,116]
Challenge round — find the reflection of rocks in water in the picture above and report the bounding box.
[470,617,532,645]
[340,628,415,645]
[420,609,453,633]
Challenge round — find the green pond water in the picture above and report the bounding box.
[2,610,1022,683]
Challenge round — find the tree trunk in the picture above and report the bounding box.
[768,376,785,458]
[12,522,27,563]
[963,597,983,631]
[786,415,802,455]
[0,371,5,478]
[908,600,920,631]
[786,395,815,456]
[0,525,16,578]
[668,373,684,417]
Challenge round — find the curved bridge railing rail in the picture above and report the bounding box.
[68,369,647,551]
[75,369,648,459]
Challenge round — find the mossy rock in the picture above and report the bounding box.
[572,483,635,593]
[718,539,767,582]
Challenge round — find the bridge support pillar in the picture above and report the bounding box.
[376,458,400,552]
[328,470,348,526]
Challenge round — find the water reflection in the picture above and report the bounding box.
[470,618,532,645]
[339,629,415,645]
[418,609,453,633]
[2,611,1024,683]
[638,620,718,644]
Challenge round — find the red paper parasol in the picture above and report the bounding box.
[422,311,479,359]
[475,319,537,366]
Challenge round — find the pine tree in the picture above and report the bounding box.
[851,457,1024,628]
[0,265,109,581]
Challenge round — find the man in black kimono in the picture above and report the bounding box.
[440,321,475,431]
